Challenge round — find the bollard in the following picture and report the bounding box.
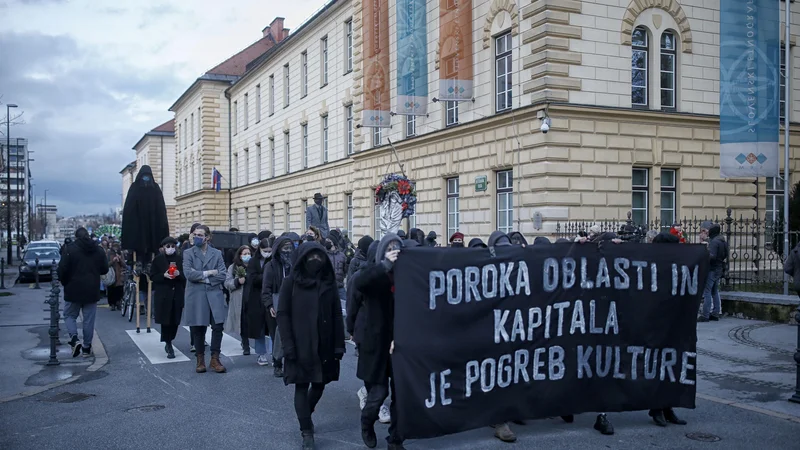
[791,306,800,404]
[34,258,41,289]
[46,278,60,366]
[0,257,5,290]
[52,262,62,345]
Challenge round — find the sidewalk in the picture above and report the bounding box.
[696,317,800,420]
[0,284,106,403]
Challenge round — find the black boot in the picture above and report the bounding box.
[241,338,250,356]
[387,443,407,450]
[664,408,687,425]
[361,422,377,448]
[299,418,315,450]
[274,361,284,378]
[165,342,175,359]
[649,409,667,427]
[594,414,614,435]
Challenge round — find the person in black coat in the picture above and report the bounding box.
[346,235,374,281]
[57,227,109,358]
[353,233,413,450]
[244,237,273,364]
[262,235,295,376]
[277,242,345,450]
[150,237,186,359]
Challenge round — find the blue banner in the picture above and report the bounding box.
[396,0,428,116]
[719,0,781,178]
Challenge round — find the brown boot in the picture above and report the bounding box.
[195,353,207,373]
[210,352,226,373]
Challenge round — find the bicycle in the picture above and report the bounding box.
[120,262,142,322]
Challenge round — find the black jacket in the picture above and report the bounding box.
[784,243,800,292]
[57,237,109,305]
[708,225,729,270]
[346,241,379,341]
[261,236,293,311]
[245,249,270,339]
[150,251,185,325]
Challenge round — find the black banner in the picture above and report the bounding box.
[392,243,707,439]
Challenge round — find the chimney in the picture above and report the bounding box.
[267,17,288,43]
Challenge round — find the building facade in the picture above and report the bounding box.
[131,120,178,234]
[0,137,31,241]
[172,0,800,241]
[36,204,57,240]
[120,160,136,207]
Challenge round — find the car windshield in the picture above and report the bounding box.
[28,243,58,248]
[24,250,59,261]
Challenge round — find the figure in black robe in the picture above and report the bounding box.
[121,165,170,259]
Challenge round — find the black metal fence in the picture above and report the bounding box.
[554,208,800,294]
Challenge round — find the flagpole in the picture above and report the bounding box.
[783,0,791,296]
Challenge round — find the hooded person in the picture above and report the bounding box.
[261,235,295,376]
[699,223,728,322]
[508,232,529,247]
[425,231,438,247]
[121,165,170,260]
[468,238,487,248]
[353,233,409,450]
[247,233,260,251]
[276,242,345,449]
[58,227,109,358]
[449,232,465,248]
[408,228,425,246]
[347,235,374,280]
[149,236,185,359]
[488,231,513,247]
[533,236,552,246]
[244,237,274,365]
[396,230,406,239]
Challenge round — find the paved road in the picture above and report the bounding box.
[1,286,799,449]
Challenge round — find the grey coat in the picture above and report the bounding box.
[182,245,228,326]
[305,204,329,238]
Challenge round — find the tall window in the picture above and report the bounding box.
[660,169,676,228]
[766,177,785,227]
[346,105,354,155]
[255,84,262,122]
[631,27,648,107]
[302,124,309,169]
[233,153,239,187]
[284,201,290,232]
[233,101,238,134]
[346,193,353,240]
[660,31,676,110]
[196,159,201,190]
[190,112,195,142]
[255,142,262,181]
[284,64,290,107]
[497,171,513,234]
[495,32,513,113]
[270,138,275,178]
[446,177,459,237]
[301,199,308,229]
[322,116,329,163]
[183,119,188,147]
[301,51,308,97]
[372,127,382,147]
[284,131,290,174]
[243,93,249,129]
[321,37,329,86]
[178,124,182,149]
[632,168,649,225]
[780,45,787,120]
[257,206,262,232]
[197,107,201,141]
[446,101,459,126]
[345,19,353,72]
[244,148,250,185]
[406,115,416,137]
[270,204,275,231]
[269,75,275,115]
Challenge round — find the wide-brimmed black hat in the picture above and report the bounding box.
[313,192,324,200]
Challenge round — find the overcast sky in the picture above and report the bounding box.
[0,0,327,217]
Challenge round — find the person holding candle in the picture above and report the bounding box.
[150,236,186,359]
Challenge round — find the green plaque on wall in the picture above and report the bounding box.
[475,175,487,192]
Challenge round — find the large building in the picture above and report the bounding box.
[0,137,32,241]
[159,0,799,241]
[131,120,177,234]
[120,160,136,207]
[36,204,57,240]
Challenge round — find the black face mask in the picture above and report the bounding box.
[305,259,324,275]
[324,241,333,250]
[314,199,323,206]
[451,243,464,248]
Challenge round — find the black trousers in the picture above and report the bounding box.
[161,324,179,343]
[107,285,123,306]
[294,382,326,432]
[362,378,402,444]
[189,309,223,355]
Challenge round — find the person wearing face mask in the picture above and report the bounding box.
[277,242,345,450]
[225,245,251,355]
[261,236,295,377]
[245,237,273,366]
[305,192,330,239]
[183,225,228,373]
[325,238,347,313]
[247,233,259,252]
[449,232,465,248]
[150,237,186,359]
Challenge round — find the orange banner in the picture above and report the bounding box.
[362,0,391,128]
[438,0,473,101]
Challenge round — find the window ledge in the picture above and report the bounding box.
[343,70,353,76]
[301,94,308,99]
[320,83,328,89]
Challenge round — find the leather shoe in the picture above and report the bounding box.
[649,409,667,427]
[664,408,687,425]
[361,424,377,448]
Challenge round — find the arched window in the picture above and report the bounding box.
[660,31,676,110]
[631,26,649,107]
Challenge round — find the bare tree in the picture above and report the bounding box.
[0,96,26,136]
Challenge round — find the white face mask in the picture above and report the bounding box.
[165,248,176,256]
[261,250,271,258]
[251,238,260,247]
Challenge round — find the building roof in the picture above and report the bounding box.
[132,119,175,150]
[151,119,175,133]
[119,160,137,175]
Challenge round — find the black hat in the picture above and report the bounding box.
[313,193,324,200]
[161,236,178,246]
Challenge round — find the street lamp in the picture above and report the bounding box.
[43,189,49,240]
[6,103,18,264]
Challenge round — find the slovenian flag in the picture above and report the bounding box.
[212,167,222,192]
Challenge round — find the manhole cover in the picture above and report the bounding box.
[126,405,165,412]
[686,432,721,442]
[42,392,94,403]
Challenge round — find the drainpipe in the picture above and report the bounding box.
[227,94,233,229]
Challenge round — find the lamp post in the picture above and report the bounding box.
[43,189,49,240]
[6,103,18,264]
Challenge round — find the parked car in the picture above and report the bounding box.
[25,240,61,250]
[18,249,61,283]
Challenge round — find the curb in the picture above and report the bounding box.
[0,330,109,404]
[697,393,800,424]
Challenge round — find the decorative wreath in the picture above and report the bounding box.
[374,173,417,218]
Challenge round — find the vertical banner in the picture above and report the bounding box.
[719,0,781,178]
[396,0,429,116]
[362,0,391,128]
[438,0,473,101]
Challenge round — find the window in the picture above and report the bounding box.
[197,107,201,141]
[270,138,275,178]
[345,19,353,72]
[301,51,308,97]
[446,101,459,126]
[190,113,195,142]
[660,169,676,228]
[780,45,787,120]
[631,27,648,107]
[269,75,275,115]
[374,204,384,239]
[256,84,262,122]
[270,204,275,231]
[284,131,290,174]
[183,119,188,148]
[255,142,262,181]
[497,171,513,234]
[233,101,238,134]
[406,115,416,138]
[244,93,249,128]
[447,178,459,237]
[346,193,353,240]
[302,124,309,169]
[346,105,354,155]
[660,31,676,110]
[233,153,239,188]
[321,37,329,86]
[178,124,182,149]
[284,64,290,107]
[322,116,329,163]
[244,148,250,185]
[257,206,262,232]
[495,33,513,113]
[632,168,649,225]
[766,177,785,228]
[301,199,308,229]
[372,127,382,147]
[196,159,201,190]
[284,201,291,232]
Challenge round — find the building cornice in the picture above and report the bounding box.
[132,131,175,151]
[169,74,240,112]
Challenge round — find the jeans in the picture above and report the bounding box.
[702,266,723,318]
[190,309,223,355]
[294,382,326,431]
[64,302,98,347]
[253,336,268,355]
[362,379,402,444]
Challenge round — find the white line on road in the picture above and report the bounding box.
[126,330,190,364]
[182,326,246,357]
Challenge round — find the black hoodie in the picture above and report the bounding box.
[346,240,379,341]
[57,229,109,305]
[408,228,425,246]
[261,235,294,311]
[347,235,374,280]
[488,231,512,247]
[708,224,728,269]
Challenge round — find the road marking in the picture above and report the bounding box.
[182,326,246,356]
[126,329,190,364]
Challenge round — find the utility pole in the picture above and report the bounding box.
[6,103,18,265]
